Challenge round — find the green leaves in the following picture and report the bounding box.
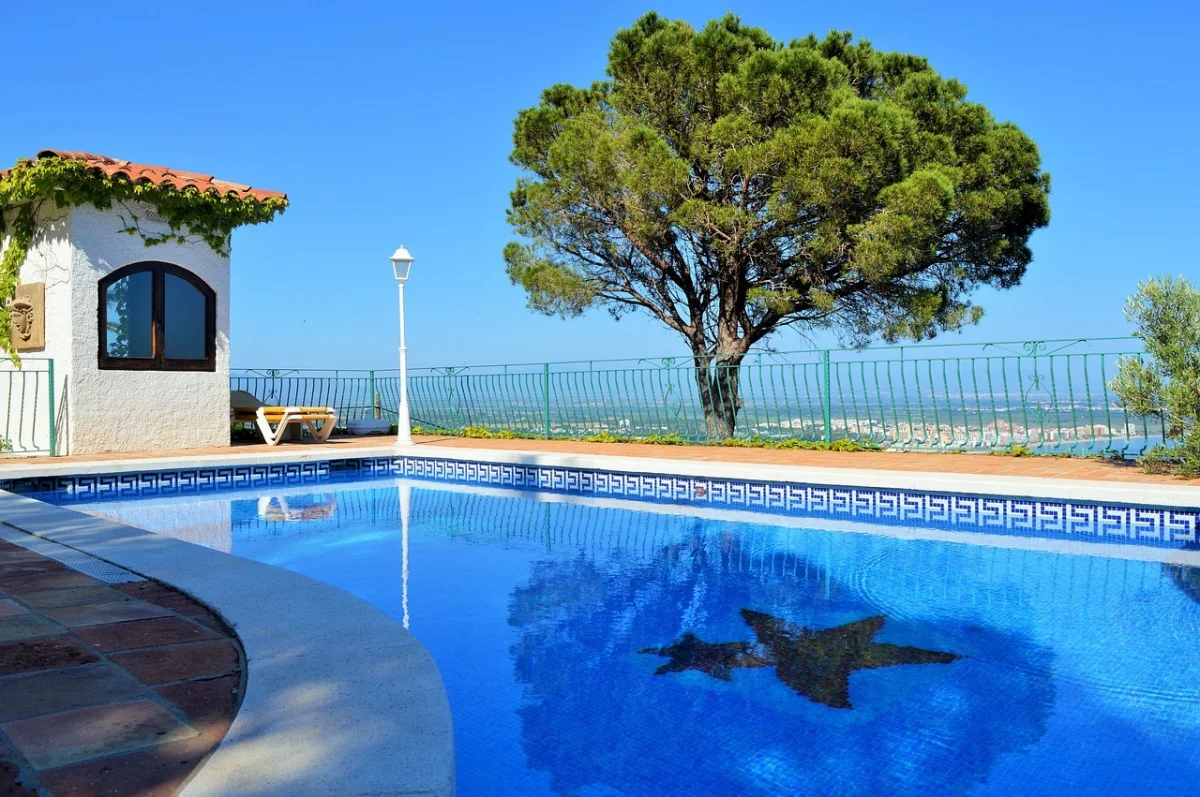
[0,205,35,359]
[503,242,595,317]
[1111,276,1200,474]
[1113,276,1200,427]
[505,11,1051,363]
[853,165,959,280]
[0,156,288,357]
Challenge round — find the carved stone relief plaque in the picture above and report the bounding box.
[11,282,45,351]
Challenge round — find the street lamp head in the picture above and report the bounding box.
[390,246,415,282]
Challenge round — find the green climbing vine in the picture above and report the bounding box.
[0,156,288,356]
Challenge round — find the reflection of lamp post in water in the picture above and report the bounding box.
[399,482,411,629]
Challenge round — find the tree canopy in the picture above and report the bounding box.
[505,13,1050,356]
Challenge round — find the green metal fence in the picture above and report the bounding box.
[406,336,1159,456]
[235,336,1160,457]
[231,369,401,427]
[0,358,56,456]
[1,338,1149,459]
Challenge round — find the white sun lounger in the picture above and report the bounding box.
[231,390,338,446]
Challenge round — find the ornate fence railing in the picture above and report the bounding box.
[402,337,1157,456]
[0,339,1150,459]
[230,369,401,426]
[234,336,1160,457]
[226,336,1152,458]
[0,357,56,456]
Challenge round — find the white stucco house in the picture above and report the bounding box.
[0,150,286,455]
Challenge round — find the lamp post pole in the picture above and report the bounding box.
[390,246,415,447]
[397,280,411,446]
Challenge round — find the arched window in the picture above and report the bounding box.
[98,262,215,371]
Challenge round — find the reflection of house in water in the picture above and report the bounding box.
[83,499,234,553]
[257,494,338,522]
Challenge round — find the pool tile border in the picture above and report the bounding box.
[5,453,1198,550]
[0,461,330,499]
[348,456,1199,548]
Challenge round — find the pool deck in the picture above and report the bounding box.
[4,434,1197,486]
[415,437,1200,485]
[4,434,1197,510]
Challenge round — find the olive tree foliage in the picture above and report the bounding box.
[1111,276,1200,475]
[505,13,1051,436]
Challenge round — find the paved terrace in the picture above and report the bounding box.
[0,537,242,797]
[3,434,1197,487]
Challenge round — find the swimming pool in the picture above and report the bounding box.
[55,475,1200,795]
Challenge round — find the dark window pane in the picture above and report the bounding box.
[164,274,207,360]
[105,271,153,358]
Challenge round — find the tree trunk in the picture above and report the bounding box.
[694,350,747,440]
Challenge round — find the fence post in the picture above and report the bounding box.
[542,363,551,439]
[821,349,832,444]
[46,359,57,457]
[368,370,377,420]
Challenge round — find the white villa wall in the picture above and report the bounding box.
[65,203,232,454]
[0,204,73,454]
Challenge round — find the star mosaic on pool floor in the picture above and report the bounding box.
[640,609,961,709]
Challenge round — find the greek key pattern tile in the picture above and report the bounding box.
[342,456,1199,547]
[0,461,329,499]
[3,455,1197,548]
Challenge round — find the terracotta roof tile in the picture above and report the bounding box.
[3,150,286,203]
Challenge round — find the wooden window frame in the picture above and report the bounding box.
[97,261,216,372]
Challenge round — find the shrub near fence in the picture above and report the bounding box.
[233,337,1161,458]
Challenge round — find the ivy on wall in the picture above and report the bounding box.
[0,156,288,357]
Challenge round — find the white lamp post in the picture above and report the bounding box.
[390,246,416,446]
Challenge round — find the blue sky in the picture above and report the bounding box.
[4,0,1197,369]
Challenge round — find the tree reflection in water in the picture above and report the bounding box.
[507,527,1053,796]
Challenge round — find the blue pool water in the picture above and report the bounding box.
[60,477,1200,795]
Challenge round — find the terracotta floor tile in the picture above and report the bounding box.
[75,617,219,654]
[0,637,100,677]
[154,673,240,740]
[132,593,212,620]
[18,586,135,611]
[0,572,105,595]
[0,565,245,796]
[187,611,228,634]
[2,699,198,771]
[109,641,239,686]
[41,601,174,630]
[37,735,213,797]
[0,614,65,643]
[0,559,67,579]
[0,664,146,723]
[0,549,44,564]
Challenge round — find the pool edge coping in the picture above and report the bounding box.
[0,489,456,797]
[5,442,1199,508]
[403,444,1200,509]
